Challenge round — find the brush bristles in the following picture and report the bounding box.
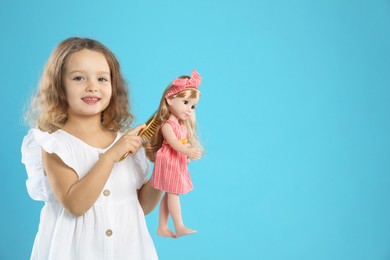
[138,114,159,144]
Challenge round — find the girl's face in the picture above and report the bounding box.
[167,96,199,121]
[63,49,112,119]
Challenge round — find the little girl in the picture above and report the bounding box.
[21,37,162,259]
[146,70,203,238]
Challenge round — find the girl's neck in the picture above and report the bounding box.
[62,114,107,135]
[61,114,116,149]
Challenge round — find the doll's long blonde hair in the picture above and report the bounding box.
[145,77,203,162]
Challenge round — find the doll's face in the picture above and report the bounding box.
[166,96,199,121]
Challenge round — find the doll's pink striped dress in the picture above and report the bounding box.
[150,120,193,194]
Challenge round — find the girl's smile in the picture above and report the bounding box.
[81,96,102,105]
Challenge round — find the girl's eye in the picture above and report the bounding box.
[73,76,83,81]
[191,105,196,109]
[183,100,189,105]
[98,77,109,82]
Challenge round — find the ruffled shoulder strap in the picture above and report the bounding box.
[21,129,76,201]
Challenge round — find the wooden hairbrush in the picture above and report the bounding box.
[119,113,158,161]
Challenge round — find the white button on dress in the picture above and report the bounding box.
[103,189,111,196]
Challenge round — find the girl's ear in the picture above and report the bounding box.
[166,97,172,106]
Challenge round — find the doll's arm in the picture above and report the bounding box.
[161,123,201,160]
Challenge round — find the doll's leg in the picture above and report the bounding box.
[157,193,176,238]
[167,193,197,237]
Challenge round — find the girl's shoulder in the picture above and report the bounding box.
[22,129,67,154]
[21,129,75,201]
[21,128,75,168]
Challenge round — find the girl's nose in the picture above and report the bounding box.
[86,81,98,92]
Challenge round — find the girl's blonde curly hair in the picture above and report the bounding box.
[25,37,133,133]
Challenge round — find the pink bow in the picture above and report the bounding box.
[166,70,202,98]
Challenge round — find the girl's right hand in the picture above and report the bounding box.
[186,147,202,160]
[104,124,145,162]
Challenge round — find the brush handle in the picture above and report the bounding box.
[119,151,131,162]
[118,129,143,162]
[118,130,143,162]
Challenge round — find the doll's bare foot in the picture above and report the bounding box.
[157,227,177,238]
[175,226,197,237]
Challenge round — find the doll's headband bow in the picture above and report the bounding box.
[165,70,202,98]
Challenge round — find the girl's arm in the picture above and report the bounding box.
[138,181,163,215]
[43,126,144,217]
[161,123,201,160]
[43,151,116,216]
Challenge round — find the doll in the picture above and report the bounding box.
[146,70,203,238]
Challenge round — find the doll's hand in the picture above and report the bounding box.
[185,144,193,164]
[186,147,202,160]
[104,124,145,162]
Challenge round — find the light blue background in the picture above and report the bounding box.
[1,0,390,259]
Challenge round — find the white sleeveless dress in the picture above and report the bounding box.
[21,129,158,260]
